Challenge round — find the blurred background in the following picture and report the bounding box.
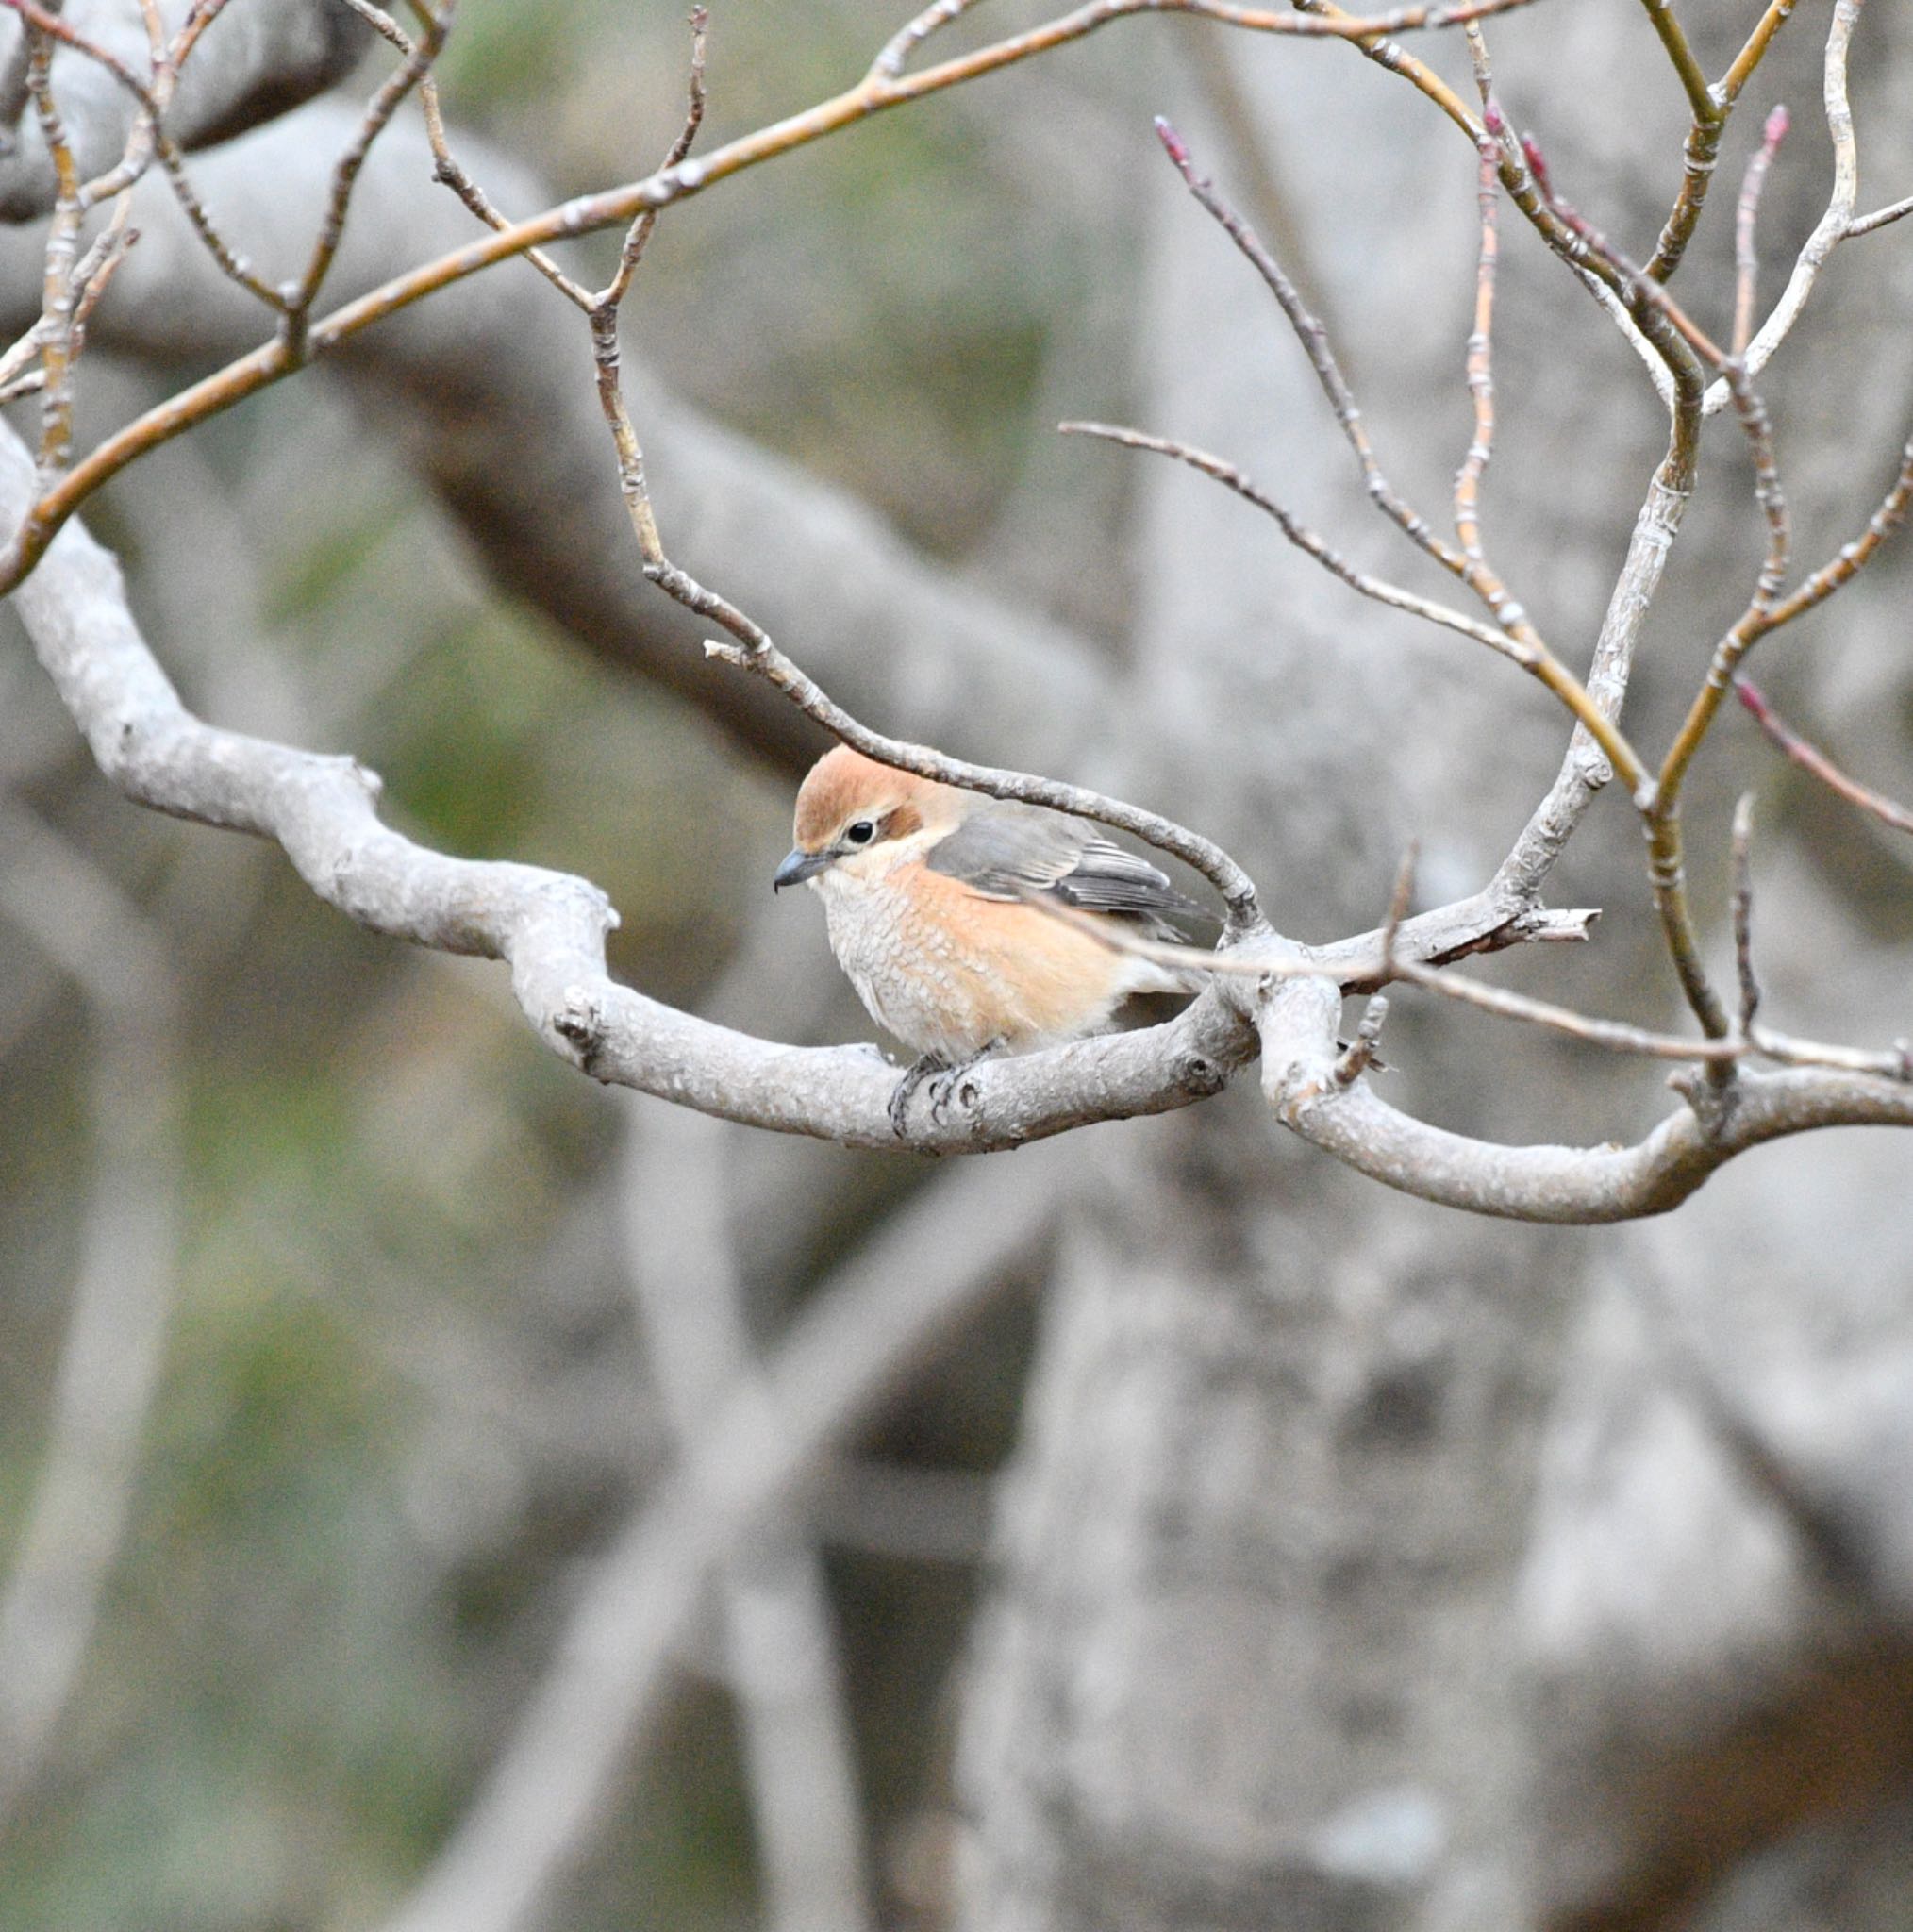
[3,4,1913,1930]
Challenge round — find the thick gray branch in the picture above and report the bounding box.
[1260,979,1913,1223]
[0,412,1256,1150]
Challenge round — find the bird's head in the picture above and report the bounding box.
[774,744,960,891]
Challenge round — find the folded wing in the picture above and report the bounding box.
[924,803,1204,937]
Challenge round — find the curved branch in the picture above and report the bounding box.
[1260,979,1913,1223]
[1702,0,1862,415]
[0,412,1258,1151]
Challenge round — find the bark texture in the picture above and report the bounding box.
[956,11,1913,1931]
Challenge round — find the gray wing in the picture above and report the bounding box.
[924,803,1204,934]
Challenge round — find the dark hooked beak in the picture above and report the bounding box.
[773,847,832,891]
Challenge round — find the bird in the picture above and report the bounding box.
[773,744,1204,1133]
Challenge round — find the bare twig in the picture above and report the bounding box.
[1060,423,1530,664]
[1639,414,1913,1044]
[1734,676,1913,836]
[25,20,81,482]
[1704,0,1860,413]
[1041,885,1748,1069]
[1148,121,1654,793]
[1455,114,1500,567]
[1333,994,1389,1085]
[872,0,993,78]
[601,6,707,312]
[1847,192,1913,240]
[335,0,410,53]
[1644,0,1799,284]
[0,0,1554,595]
[417,73,589,307]
[1656,427,1913,844]
[1637,0,1713,126]
[281,0,455,354]
[1733,103,1789,357]
[1378,841,1416,973]
[1639,0,1716,123]
[0,0,57,142]
[1155,114,1467,580]
[1730,791,1760,1031]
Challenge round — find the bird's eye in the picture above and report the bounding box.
[844,820,876,846]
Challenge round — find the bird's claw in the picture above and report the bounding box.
[889,1043,1005,1136]
[927,1067,966,1124]
[888,1054,946,1137]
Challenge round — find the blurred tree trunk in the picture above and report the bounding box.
[956,12,1913,1931]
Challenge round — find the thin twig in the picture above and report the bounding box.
[1705,0,1860,413]
[1729,791,1759,1031]
[1733,104,1789,357]
[1637,0,1714,127]
[1333,994,1389,1084]
[1733,370,1789,617]
[1644,412,1911,1041]
[1033,884,1845,1072]
[1644,0,1798,283]
[601,6,707,312]
[1389,957,1742,1063]
[1154,114,1468,581]
[1060,423,1531,664]
[26,18,81,485]
[419,71,591,308]
[0,0,280,306]
[1847,192,1913,239]
[1379,841,1416,974]
[0,0,1554,597]
[1734,676,1913,836]
[871,0,994,77]
[0,0,56,142]
[282,0,457,354]
[1454,69,1500,567]
[335,0,411,54]
[1150,120,1654,792]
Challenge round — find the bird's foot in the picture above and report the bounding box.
[927,1042,1006,1124]
[889,1041,1006,1136]
[889,1053,948,1137]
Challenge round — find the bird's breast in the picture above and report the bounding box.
[812,862,1141,1058]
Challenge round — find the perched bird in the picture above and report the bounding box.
[774,744,1203,1131]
